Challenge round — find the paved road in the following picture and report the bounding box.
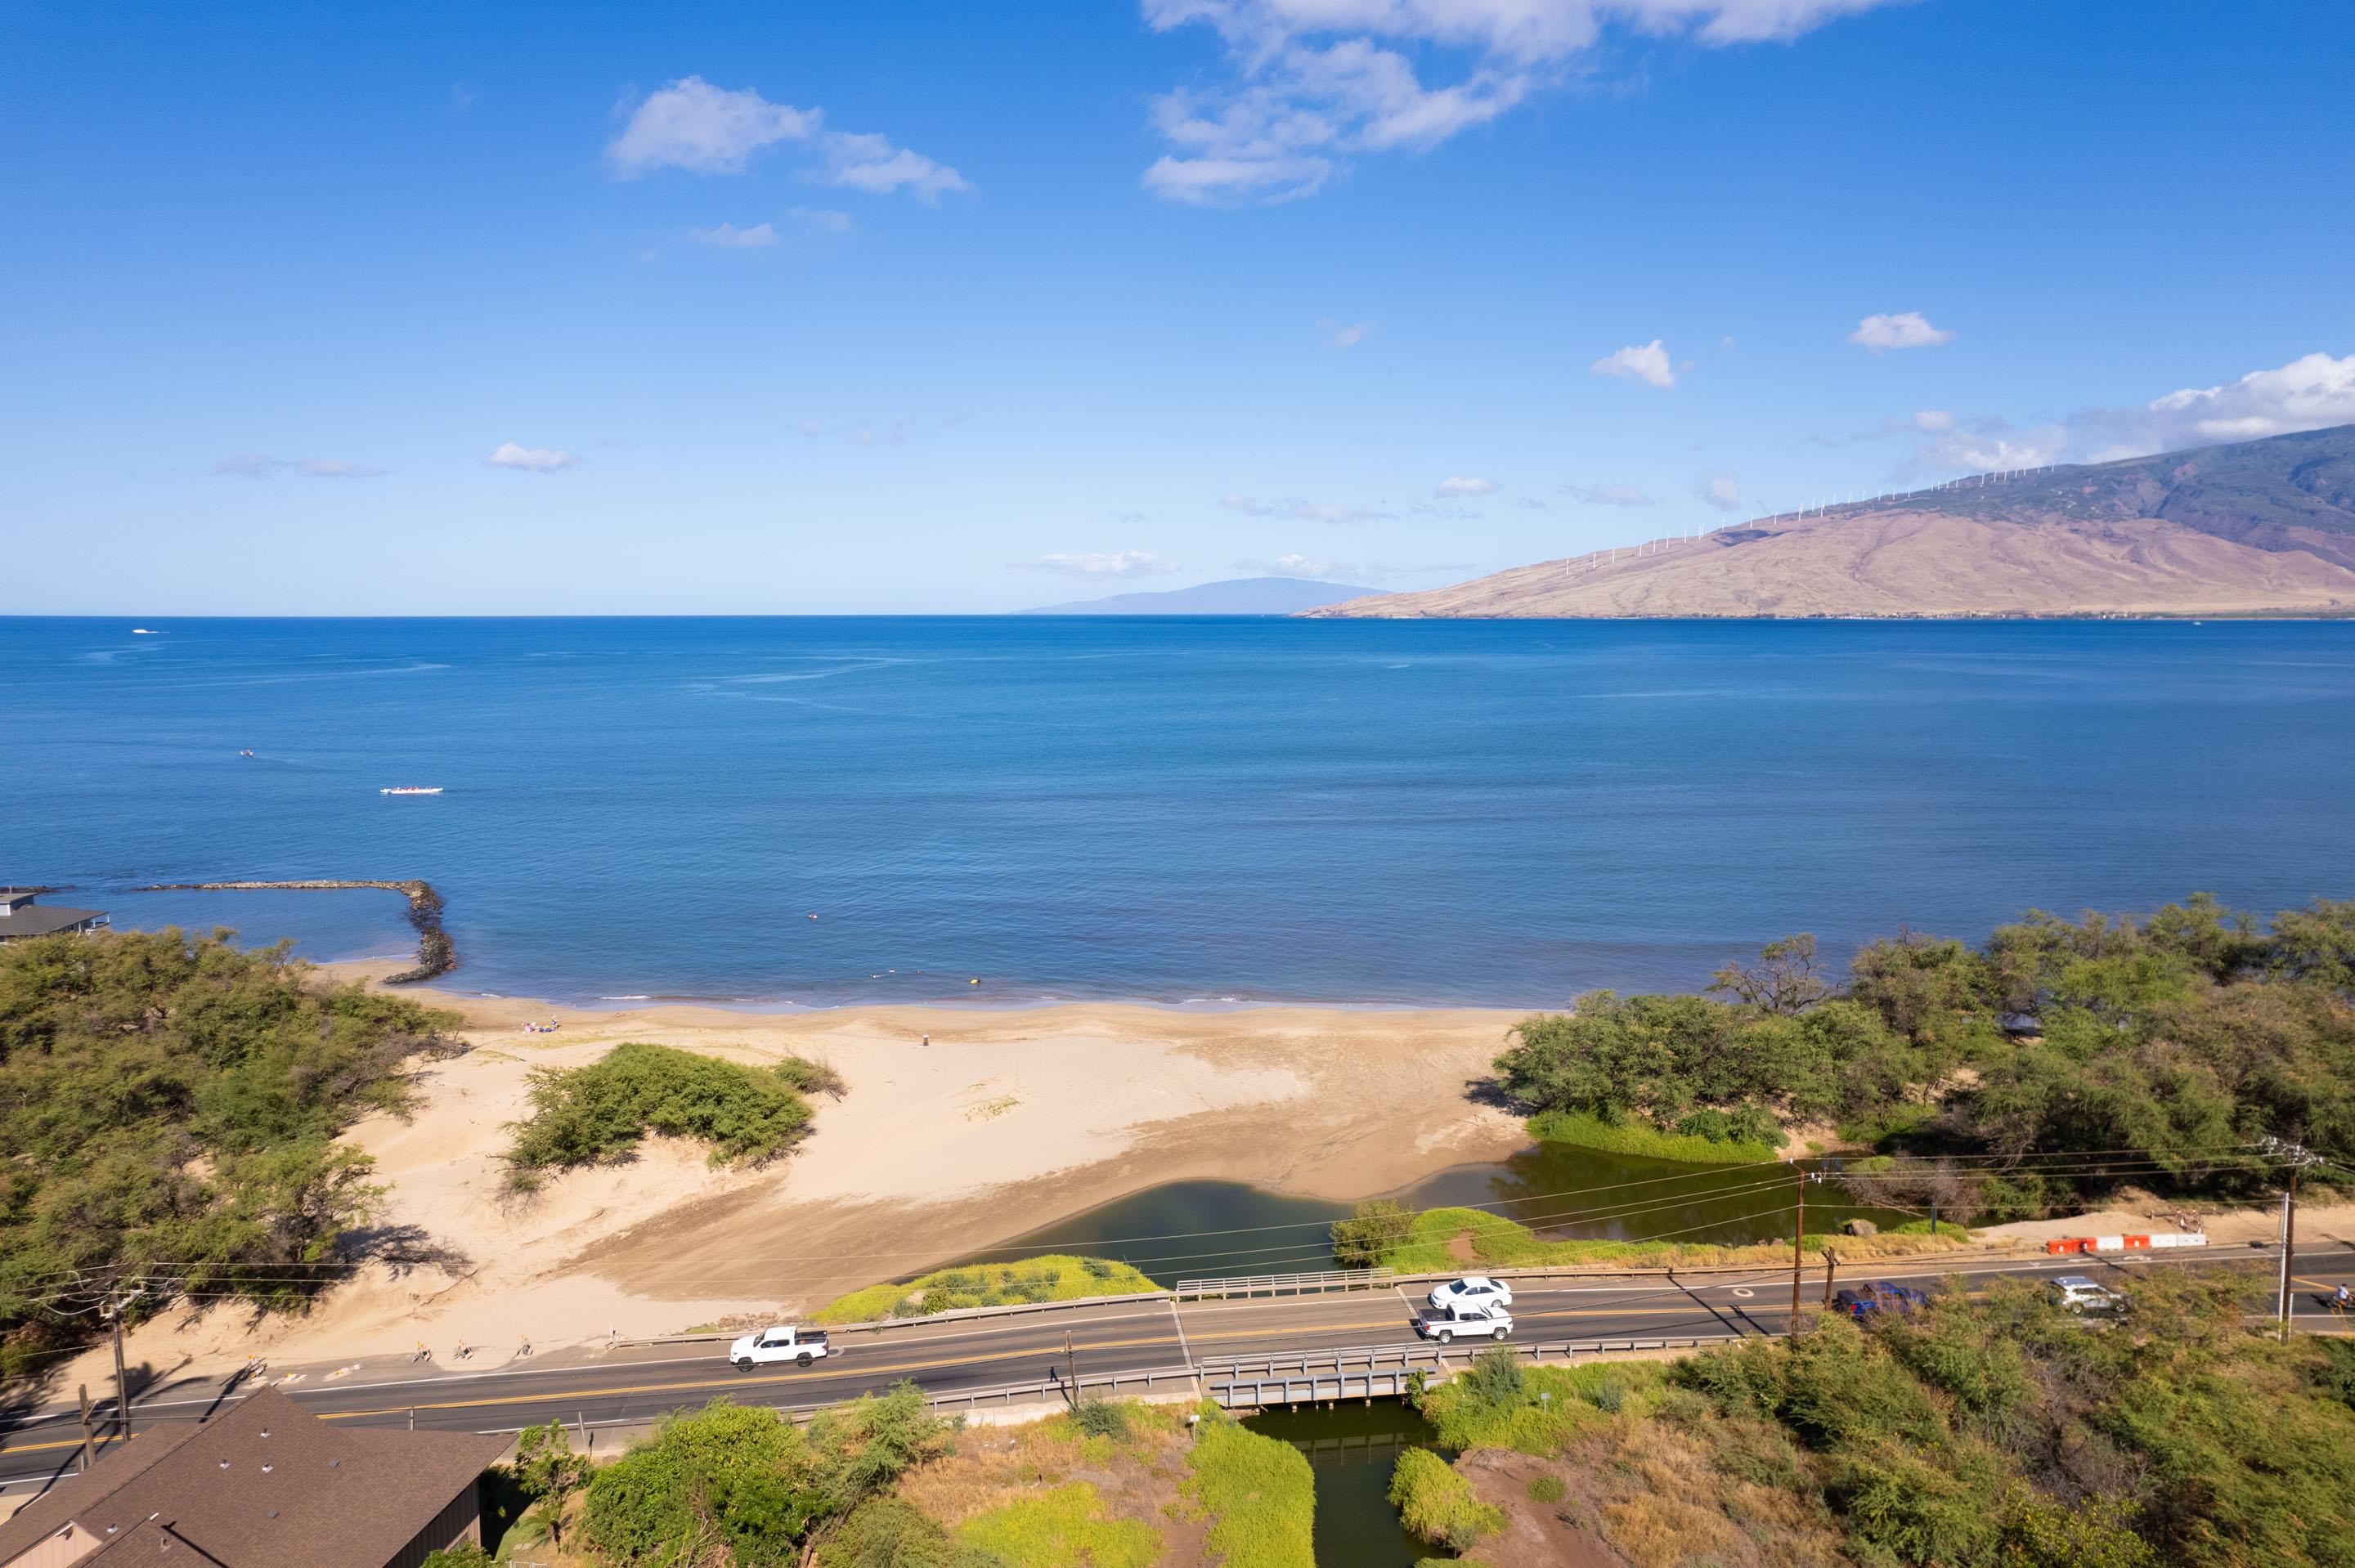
[7,1240,2351,1497]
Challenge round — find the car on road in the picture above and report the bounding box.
[1831,1282,1931,1319]
[2048,1275,2126,1315]
[1414,1302,1514,1344]
[730,1325,832,1369]
[1428,1275,1514,1312]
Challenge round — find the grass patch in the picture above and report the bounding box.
[1186,1408,1316,1568]
[955,1481,1162,1568]
[1416,1355,1665,1454]
[504,1042,822,1180]
[1525,1109,1782,1163]
[1388,1448,1504,1554]
[1375,1204,1969,1275]
[814,1254,1160,1324]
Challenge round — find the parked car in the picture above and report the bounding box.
[1428,1275,1514,1312]
[2048,1275,2126,1315]
[1414,1302,1514,1344]
[730,1325,832,1369]
[1831,1282,1931,1319]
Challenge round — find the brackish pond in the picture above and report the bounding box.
[955,1137,1917,1284]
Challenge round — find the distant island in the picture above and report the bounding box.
[1021,576,1387,615]
[1311,423,2355,619]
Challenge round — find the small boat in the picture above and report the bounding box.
[132,628,159,634]
[379,786,445,795]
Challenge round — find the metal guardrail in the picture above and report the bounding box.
[1174,1267,1394,1300]
[1203,1333,1745,1409]
[620,1288,1180,1347]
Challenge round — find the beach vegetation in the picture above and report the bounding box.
[1185,1407,1317,1568]
[1494,896,2355,1218]
[0,928,463,1367]
[813,1254,1159,1324]
[503,1042,824,1182]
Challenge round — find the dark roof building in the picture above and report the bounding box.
[0,1389,507,1568]
[0,890,110,940]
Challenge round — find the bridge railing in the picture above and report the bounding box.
[1173,1268,1393,1300]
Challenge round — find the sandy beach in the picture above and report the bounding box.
[63,966,1529,1388]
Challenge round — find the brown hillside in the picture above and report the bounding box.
[1312,423,2355,619]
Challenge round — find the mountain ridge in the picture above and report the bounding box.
[1308,425,2355,620]
[1020,576,1385,615]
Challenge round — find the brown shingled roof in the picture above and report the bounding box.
[0,1388,509,1568]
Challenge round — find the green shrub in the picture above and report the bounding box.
[1073,1396,1130,1440]
[819,1496,1010,1567]
[417,1547,489,1568]
[1331,1198,1415,1266]
[505,1042,819,1176]
[1187,1409,1316,1568]
[585,1386,955,1566]
[774,1055,848,1098]
[814,1256,1158,1324]
[1388,1448,1504,1552]
[1527,1473,1566,1503]
[1459,1345,1526,1407]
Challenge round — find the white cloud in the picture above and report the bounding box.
[1848,311,1954,352]
[1236,552,1391,580]
[1912,409,1954,431]
[1699,472,1743,511]
[2120,352,2355,448]
[790,206,855,234]
[1561,482,1659,508]
[487,441,580,473]
[1033,551,1183,578]
[1899,417,2068,477]
[1590,339,1675,389]
[1329,320,1375,350]
[607,77,968,199]
[213,455,386,479]
[608,77,819,176]
[1434,476,1500,497]
[819,132,971,199]
[1140,0,1900,203]
[1219,491,1394,523]
[688,221,778,249]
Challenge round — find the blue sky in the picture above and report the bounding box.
[5,0,2352,613]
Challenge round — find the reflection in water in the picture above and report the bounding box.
[1246,1401,1442,1568]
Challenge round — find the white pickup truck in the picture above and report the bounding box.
[1412,1302,1514,1344]
[729,1325,833,1369]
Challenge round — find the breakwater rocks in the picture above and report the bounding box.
[137,878,456,983]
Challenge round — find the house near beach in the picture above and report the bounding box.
[0,890,109,940]
[0,1388,507,1568]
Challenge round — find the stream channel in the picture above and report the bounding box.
[956,1136,1913,1561]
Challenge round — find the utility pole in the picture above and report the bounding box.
[1820,1248,1838,1308]
[1064,1328,1079,1406]
[1788,1165,1822,1324]
[77,1385,95,1473]
[2268,1138,2318,1337]
[102,1295,132,1441]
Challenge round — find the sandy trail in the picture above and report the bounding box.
[64,970,1527,1391]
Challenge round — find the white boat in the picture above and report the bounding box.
[379,786,445,795]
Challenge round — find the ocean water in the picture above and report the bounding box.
[5,616,2353,1007]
